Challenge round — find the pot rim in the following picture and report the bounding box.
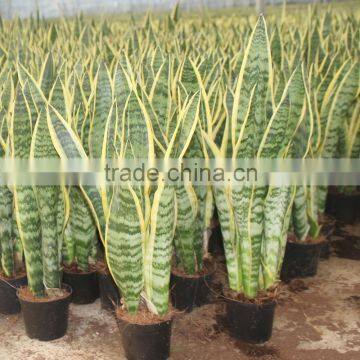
[116,307,174,327]
[224,295,277,308]
[116,314,173,328]
[171,259,217,280]
[0,273,27,284]
[287,240,325,248]
[17,283,72,303]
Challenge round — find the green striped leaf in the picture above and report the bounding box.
[147,185,175,315]
[69,187,96,271]
[232,185,266,298]
[262,186,295,288]
[89,63,112,158]
[292,186,310,241]
[0,186,15,277]
[321,62,359,158]
[231,15,271,152]
[213,186,241,291]
[106,185,144,314]
[31,109,62,289]
[174,185,200,275]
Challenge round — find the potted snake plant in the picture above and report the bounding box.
[202,16,311,343]
[62,186,100,304]
[47,59,200,358]
[69,62,121,309]
[324,62,360,225]
[46,61,105,306]
[11,64,71,341]
[283,59,359,279]
[104,64,201,359]
[145,54,215,312]
[60,68,100,304]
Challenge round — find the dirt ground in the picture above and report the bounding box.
[1,224,359,360]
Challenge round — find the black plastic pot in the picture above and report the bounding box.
[0,275,27,315]
[170,266,215,312]
[63,269,99,304]
[281,241,323,281]
[117,317,172,360]
[98,272,121,311]
[326,191,359,224]
[224,297,276,343]
[17,284,72,341]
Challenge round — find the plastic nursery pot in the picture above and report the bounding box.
[281,241,323,281]
[0,274,27,315]
[97,272,121,311]
[63,268,99,304]
[117,316,172,360]
[170,263,216,312]
[225,297,276,343]
[17,284,72,341]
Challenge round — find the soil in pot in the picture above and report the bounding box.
[97,265,121,311]
[223,290,276,344]
[281,234,324,281]
[171,260,216,312]
[116,307,173,360]
[17,284,72,341]
[0,271,27,315]
[63,264,99,304]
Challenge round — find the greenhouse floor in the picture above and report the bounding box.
[1,226,359,360]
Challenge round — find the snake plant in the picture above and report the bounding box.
[8,64,68,296]
[202,16,312,298]
[146,53,213,276]
[292,44,359,241]
[104,61,201,315]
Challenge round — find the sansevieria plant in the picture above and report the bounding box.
[202,15,308,299]
[173,58,215,276]
[3,63,73,340]
[292,56,359,242]
[201,16,312,343]
[105,65,201,317]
